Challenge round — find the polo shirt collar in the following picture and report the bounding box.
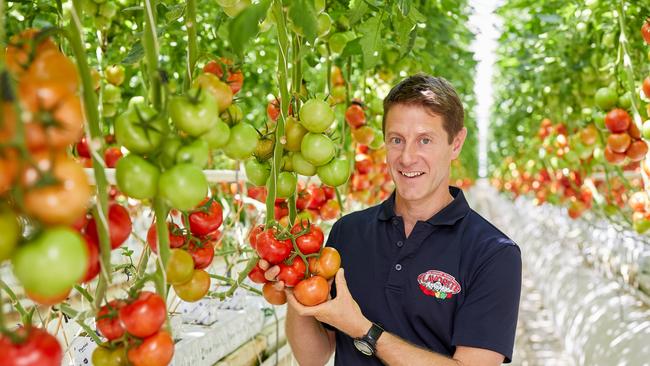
[377,186,470,226]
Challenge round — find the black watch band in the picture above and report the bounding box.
[353,323,384,356]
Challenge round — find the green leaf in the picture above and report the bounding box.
[358,16,382,70]
[348,1,370,25]
[228,0,272,56]
[288,0,318,44]
[340,37,362,58]
[392,6,416,56]
[122,42,145,64]
[166,4,186,22]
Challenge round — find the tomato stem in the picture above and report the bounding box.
[0,279,30,326]
[208,273,262,296]
[184,0,198,92]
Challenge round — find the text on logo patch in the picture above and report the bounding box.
[417,270,461,299]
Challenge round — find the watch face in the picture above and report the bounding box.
[354,339,374,356]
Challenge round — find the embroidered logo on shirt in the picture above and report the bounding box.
[417,270,461,299]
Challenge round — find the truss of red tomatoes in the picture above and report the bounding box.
[93,291,173,366]
[247,221,341,307]
[147,197,223,303]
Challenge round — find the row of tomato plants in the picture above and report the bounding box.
[490,1,650,233]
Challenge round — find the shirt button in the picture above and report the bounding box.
[395,264,402,271]
[392,220,398,226]
[396,241,404,248]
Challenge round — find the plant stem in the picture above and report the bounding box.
[184,0,198,91]
[69,1,112,308]
[0,280,29,326]
[143,0,162,109]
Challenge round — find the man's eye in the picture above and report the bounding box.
[390,137,402,144]
[421,138,431,144]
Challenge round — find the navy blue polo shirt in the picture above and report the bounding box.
[323,187,521,364]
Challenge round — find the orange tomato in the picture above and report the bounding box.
[5,29,57,75]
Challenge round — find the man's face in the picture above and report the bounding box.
[384,103,466,206]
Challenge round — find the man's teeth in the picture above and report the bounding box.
[401,171,424,177]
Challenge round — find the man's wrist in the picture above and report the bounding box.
[351,318,373,339]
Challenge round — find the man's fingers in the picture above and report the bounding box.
[334,268,349,295]
[258,259,270,270]
[272,280,285,291]
[264,265,280,281]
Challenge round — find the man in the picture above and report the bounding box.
[265,74,522,365]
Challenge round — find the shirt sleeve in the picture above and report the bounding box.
[321,220,342,332]
[451,243,522,363]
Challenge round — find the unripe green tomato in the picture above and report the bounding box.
[105,64,125,86]
[81,0,98,13]
[276,172,297,198]
[593,112,606,130]
[301,133,335,167]
[12,228,88,297]
[368,130,384,150]
[176,139,210,169]
[200,120,231,149]
[115,154,160,199]
[317,157,351,187]
[292,152,316,176]
[161,137,183,168]
[618,92,632,109]
[220,104,244,126]
[594,87,618,110]
[282,153,294,172]
[103,84,121,104]
[245,159,271,186]
[102,103,117,118]
[299,99,335,133]
[315,0,326,13]
[94,15,111,30]
[99,2,117,18]
[0,209,20,262]
[158,164,208,211]
[223,123,259,160]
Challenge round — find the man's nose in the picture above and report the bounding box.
[399,141,417,166]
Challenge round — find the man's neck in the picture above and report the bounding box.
[394,186,454,235]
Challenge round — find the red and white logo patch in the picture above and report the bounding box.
[417,270,461,299]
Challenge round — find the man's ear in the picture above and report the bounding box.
[451,127,467,159]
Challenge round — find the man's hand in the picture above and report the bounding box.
[258,259,285,290]
[286,268,371,339]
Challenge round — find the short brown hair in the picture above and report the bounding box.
[383,73,464,144]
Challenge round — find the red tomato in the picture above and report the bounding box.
[97,300,126,341]
[255,228,292,264]
[322,186,335,200]
[307,186,327,209]
[203,58,244,95]
[0,327,62,366]
[263,282,287,305]
[308,247,341,280]
[146,222,185,253]
[294,275,329,306]
[26,288,71,306]
[605,109,631,133]
[127,330,174,366]
[76,136,91,158]
[345,104,366,128]
[247,261,268,284]
[274,202,289,220]
[291,224,324,255]
[82,234,100,283]
[104,147,123,168]
[296,190,312,211]
[626,140,648,162]
[189,198,223,236]
[319,199,340,221]
[266,98,292,121]
[247,186,268,202]
[643,20,650,45]
[355,154,373,174]
[248,224,265,249]
[277,258,307,287]
[86,203,132,250]
[187,241,215,269]
[607,133,631,153]
[71,212,90,233]
[119,291,166,338]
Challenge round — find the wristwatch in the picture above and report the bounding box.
[353,323,384,356]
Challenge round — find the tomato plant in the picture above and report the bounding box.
[147,222,185,253]
[0,327,62,366]
[255,228,292,264]
[188,198,223,237]
[166,249,195,285]
[119,291,166,338]
[308,247,341,280]
[277,258,307,287]
[262,282,287,305]
[127,330,174,366]
[86,203,132,250]
[158,164,208,211]
[97,300,126,341]
[173,269,211,302]
[293,275,329,306]
[116,154,160,199]
[291,223,324,255]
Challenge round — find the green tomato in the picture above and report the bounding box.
[299,99,335,133]
[102,103,117,118]
[170,88,219,137]
[99,2,117,18]
[285,116,308,152]
[301,133,335,166]
[105,64,125,86]
[368,130,384,150]
[103,84,121,104]
[315,0,326,13]
[115,103,167,154]
[201,120,231,149]
[166,249,195,285]
[0,209,20,262]
[594,112,606,130]
[223,123,259,160]
[158,164,208,211]
[282,153,294,172]
[220,104,244,126]
[317,13,332,38]
[176,139,210,168]
[245,159,271,186]
[618,92,632,109]
[254,135,275,161]
[277,172,297,198]
[594,87,617,110]
[92,345,126,366]
[12,227,88,297]
[160,137,183,168]
[292,152,316,176]
[317,157,351,187]
[115,154,160,199]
